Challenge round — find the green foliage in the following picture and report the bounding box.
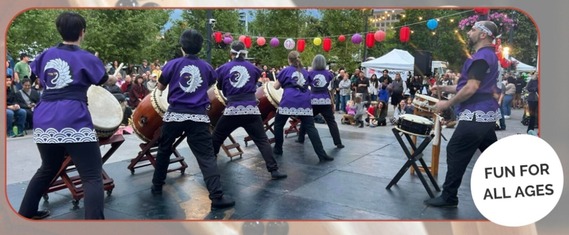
[7,9,171,65]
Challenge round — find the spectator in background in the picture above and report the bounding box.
[6,75,27,137]
[514,74,526,109]
[338,71,352,113]
[16,78,40,129]
[14,53,32,89]
[146,74,158,91]
[526,72,538,135]
[128,75,149,109]
[6,60,13,77]
[140,59,151,74]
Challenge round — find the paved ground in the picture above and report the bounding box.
[6,107,533,220]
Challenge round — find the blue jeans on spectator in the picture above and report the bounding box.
[340,95,350,113]
[7,108,27,136]
[369,94,378,102]
[502,94,513,116]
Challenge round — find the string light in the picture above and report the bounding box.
[218,10,474,41]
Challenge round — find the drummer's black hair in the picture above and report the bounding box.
[180,29,203,55]
[56,12,86,42]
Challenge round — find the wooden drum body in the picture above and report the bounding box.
[255,81,283,120]
[87,85,123,139]
[132,88,169,142]
[207,85,227,126]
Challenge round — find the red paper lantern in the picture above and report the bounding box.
[399,26,411,43]
[338,35,346,42]
[244,36,252,49]
[374,30,386,42]
[365,32,374,48]
[323,37,332,52]
[297,39,306,52]
[474,8,490,15]
[213,31,222,43]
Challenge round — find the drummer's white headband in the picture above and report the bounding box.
[231,49,248,58]
[473,22,493,37]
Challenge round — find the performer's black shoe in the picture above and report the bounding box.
[270,170,288,180]
[273,148,283,155]
[31,210,50,220]
[294,139,304,144]
[150,184,163,195]
[318,155,334,161]
[424,196,458,208]
[336,144,345,149]
[211,195,235,209]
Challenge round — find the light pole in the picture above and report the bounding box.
[206,10,213,63]
[362,9,373,62]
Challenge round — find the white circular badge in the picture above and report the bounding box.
[471,134,564,227]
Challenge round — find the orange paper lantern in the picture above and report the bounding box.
[338,35,346,42]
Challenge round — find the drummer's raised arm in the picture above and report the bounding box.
[273,80,281,90]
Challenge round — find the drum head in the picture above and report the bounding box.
[400,114,434,125]
[151,87,169,116]
[415,94,439,102]
[212,85,227,106]
[87,85,123,131]
[264,81,283,108]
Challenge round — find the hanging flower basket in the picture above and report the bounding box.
[458,12,515,33]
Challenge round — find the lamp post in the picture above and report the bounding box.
[362,9,373,62]
[206,9,213,63]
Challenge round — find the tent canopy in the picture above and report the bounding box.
[511,57,536,72]
[361,49,414,71]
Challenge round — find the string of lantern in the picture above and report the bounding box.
[211,7,518,67]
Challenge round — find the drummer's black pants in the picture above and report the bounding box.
[273,113,328,159]
[297,105,343,146]
[19,142,105,219]
[212,115,278,172]
[153,120,224,200]
[441,120,497,203]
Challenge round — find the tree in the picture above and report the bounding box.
[7,9,171,65]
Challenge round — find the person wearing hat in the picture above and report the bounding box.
[211,41,287,180]
[426,20,502,208]
[19,12,108,220]
[146,73,158,91]
[14,52,31,89]
[151,28,235,209]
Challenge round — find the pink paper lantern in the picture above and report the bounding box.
[238,35,246,42]
[257,37,266,46]
[374,30,386,42]
[270,37,280,47]
[351,33,362,44]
